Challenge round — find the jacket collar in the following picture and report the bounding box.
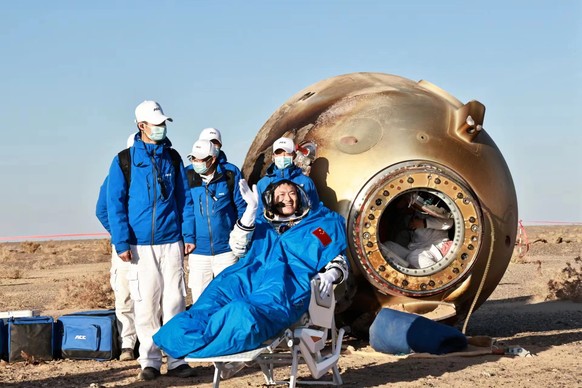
[133,136,173,156]
[192,161,226,185]
[265,162,301,178]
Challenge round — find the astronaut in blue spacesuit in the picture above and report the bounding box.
[153,179,349,359]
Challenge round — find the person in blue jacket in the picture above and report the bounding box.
[184,137,247,302]
[256,137,320,216]
[106,100,196,381]
[95,133,137,362]
[152,178,349,359]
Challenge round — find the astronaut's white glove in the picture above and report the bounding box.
[239,179,259,227]
[230,239,248,257]
[313,268,341,298]
[229,221,254,257]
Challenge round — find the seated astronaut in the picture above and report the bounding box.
[152,179,349,359]
[380,192,454,269]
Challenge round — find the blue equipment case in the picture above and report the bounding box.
[58,309,120,361]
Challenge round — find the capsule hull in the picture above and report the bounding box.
[243,72,518,328]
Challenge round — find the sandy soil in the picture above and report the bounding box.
[1,226,581,387]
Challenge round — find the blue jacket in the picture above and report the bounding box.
[153,204,347,358]
[107,136,194,254]
[96,176,110,234]
[184,161,246,256]
[256,163,320,215]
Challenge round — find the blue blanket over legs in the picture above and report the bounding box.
[153,206,347,359]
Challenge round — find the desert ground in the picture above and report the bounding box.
[0,225,581,387]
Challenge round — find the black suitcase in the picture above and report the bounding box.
[0,318,6,361]
[7,316,56,362]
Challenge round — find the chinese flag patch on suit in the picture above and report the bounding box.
[312,227,332,246]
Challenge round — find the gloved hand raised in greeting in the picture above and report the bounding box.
[313,268,341,298]
[239,179,259,227]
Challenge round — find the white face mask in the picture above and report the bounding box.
[146,125,167,142]
[274,155,293,169]
[193,160,209,174]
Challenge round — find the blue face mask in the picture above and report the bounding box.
[274,155,293,169]
[193,160,209,174]
[146,125,167,142]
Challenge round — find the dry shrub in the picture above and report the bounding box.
[31,261,48,270]
[21,241,41,254]
[1,268,23,279]
[54,272,114,309]
[26,239,112,269]
[98,239,112,255]
[0,246,10,262]
[510,250,528,264]
[547,256,582,302]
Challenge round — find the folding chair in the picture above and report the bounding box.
[185,279,346,387]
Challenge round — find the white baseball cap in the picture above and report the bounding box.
[199,127,222,146]
[134,100,173,125]
[273,137,295,154]
[188,139,219,160]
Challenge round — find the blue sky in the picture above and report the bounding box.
[0,1,580,238]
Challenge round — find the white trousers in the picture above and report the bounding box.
[110,245,137,349]
[129,241,187,370]
[381,241,443,269]
[188,251,238,303]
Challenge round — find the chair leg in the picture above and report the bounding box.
[212,363,222,388]
[332,364,343,385]
[331,317,337,353]
[289,346,301,388]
